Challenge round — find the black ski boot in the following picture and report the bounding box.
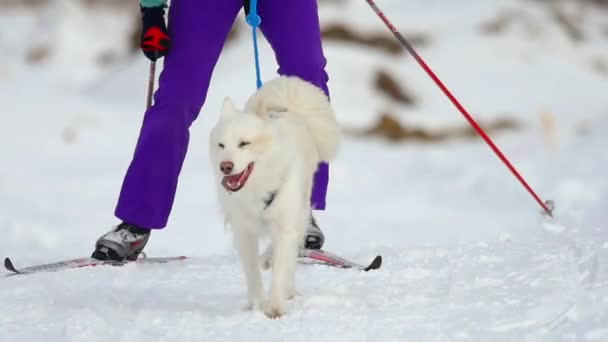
[91,222,151,261]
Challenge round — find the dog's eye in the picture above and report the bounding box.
[238,141,251,148]
[218,143,225,149]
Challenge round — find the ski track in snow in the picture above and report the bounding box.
[1,0,607,341]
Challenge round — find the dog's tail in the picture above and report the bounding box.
[245,76,340,161]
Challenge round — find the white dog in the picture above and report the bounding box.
[209,76,340,318]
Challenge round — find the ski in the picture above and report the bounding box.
[4,256,187,276]
[299,249,382,271]
[5,249,381,276]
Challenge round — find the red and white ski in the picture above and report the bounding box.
[299,249,382,271]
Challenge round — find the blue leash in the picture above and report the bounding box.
[246,0,263,89]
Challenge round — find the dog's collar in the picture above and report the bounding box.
[263,191,277,209]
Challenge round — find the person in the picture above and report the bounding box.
[91,0,332,261]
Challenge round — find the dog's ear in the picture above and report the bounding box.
[254,99,267,119]
[221,97,237,118]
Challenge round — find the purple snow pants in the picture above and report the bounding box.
[115,0,330,229]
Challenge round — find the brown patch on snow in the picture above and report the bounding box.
[26,45,51,64]
[374,70,417,106]
[321,22,428,56]
[551,6,585,42]
[479,8,542,38]
[346,113,522,143]
[591,56,608,75]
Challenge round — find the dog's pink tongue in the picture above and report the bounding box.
[224,174,242,190]
[221,163,254,192]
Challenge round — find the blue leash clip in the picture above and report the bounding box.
[246,0,263,89]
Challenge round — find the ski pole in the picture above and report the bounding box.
[146,59,156,110]
[363,0,554,217]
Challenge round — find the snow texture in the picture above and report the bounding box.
[1,0,607,341]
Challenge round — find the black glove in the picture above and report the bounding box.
[244,0,251,15]
[140,6,170,61]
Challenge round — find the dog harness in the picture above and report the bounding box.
[263,191,277,209]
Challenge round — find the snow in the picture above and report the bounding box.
[1,0,607,340]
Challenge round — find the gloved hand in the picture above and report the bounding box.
[140,6,170,61]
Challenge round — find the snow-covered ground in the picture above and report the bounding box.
[1,0,607,341]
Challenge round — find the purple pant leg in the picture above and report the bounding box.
[115,0,242,229]
[258,0,331,210]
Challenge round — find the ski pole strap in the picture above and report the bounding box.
[246,0,263,89]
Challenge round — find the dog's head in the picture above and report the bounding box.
[209,97,274,193]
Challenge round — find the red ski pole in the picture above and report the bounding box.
[363,0,554,217]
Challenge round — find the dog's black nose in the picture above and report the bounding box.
[220,161,234,175]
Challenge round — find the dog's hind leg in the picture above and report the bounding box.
[233,229,265,311]
[259,243,299,299]
[286,208,307,301]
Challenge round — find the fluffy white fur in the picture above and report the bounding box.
[208,76,340,318]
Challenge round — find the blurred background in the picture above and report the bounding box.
[1,1,608,340]
[0,0,607,261]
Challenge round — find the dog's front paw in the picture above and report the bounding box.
[263,300,286,319]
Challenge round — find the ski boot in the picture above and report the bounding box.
[304,215,324,250]
[91,222,151,261]
[261,214,325,268]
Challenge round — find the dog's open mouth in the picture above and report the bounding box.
[222,162,255,192]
